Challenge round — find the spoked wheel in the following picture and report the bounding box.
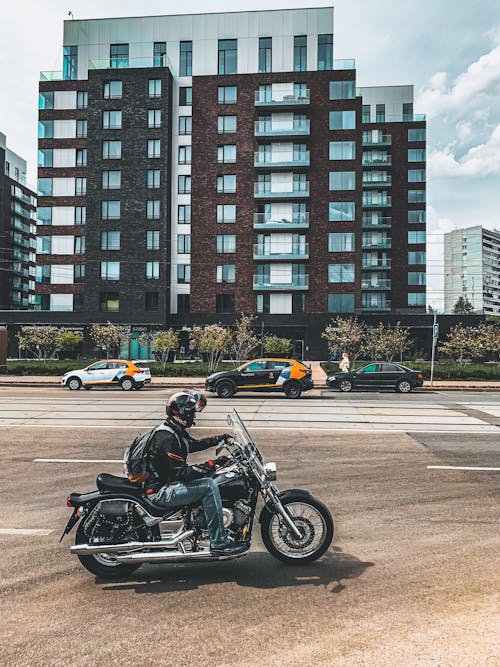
[261,492,334,565]
[75,522,141,580]
[395,380,412,393]
[339,379,353,392]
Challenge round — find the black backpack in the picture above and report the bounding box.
[123,428,157,484]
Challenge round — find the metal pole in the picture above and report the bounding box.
[430,313,437,387]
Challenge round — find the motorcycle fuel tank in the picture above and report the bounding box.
[214,470,248,500]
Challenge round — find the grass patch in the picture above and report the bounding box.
[320,361,500,381]
[2,360,236,377]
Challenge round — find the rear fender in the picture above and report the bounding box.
[258,488,312,523]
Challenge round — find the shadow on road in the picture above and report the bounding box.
[101,547,374,595]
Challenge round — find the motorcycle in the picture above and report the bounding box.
[62,410,334,579]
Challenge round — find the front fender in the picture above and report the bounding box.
[258,488,312,523]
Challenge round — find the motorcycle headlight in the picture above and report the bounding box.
[264,461,277,481]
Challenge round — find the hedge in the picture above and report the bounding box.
[2,360,236,377]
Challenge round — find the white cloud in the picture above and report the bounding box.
[455,120,472,142]
[428,123,500,178]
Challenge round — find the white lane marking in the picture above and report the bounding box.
[0,528,53,536]
[34,458,122,463]
[427,465,500,472]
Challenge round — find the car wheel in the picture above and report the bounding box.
[284,381,302,399]
[120,377,135,391]
[216,380,236,398]
[339,379,353,393]
[396,380,412,394]
[67,376,82,391]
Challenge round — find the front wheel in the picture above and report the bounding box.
[261,493,334,565]
[67,376,82,391]
[339,379,353,393]
[216,380,236,398]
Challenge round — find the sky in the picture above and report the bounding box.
[1,0,499,310]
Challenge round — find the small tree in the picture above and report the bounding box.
[89,322,131,359]
[194,324,232,373]
[452,296,474,314]
[55,330,83,357]
[438,324,476,365]
[364,323,413,362]
[17,326,59,360]
[477,324,500,362]
[364,324,386,361]
[263,335,292,357]
[321,316,365,367]
[150,329,179,370]
[231,314,259,363]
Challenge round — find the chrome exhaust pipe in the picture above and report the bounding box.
[70,529,194,555]
[116,550,213,564]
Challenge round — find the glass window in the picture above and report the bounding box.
[329,141,356,160]
[148,139,161,158]
[99,293,119,312]
[216,294,235,313]
[408,189,426,203]
[318,34,333,70]
[146,261,159,279]
[178,175,191,194]
[329,171,355,190]
[408,148,426,162]
[329,202,355,221]
[145,292,159,311]
[178,205,191,224]
[37,178,52,196]
[77,91,88,109]
[177,264,191,283]
[328,263,355,283]
[147,200,160,220]
[217,115,237,133]
[102,140,121,159]
[76,149,87,167]
[218,86,237,104]
[101,261,120,280]
[328,293,355,313]
[38,120,53,139]
[63,45,78,80]
[259,37,272,73]
[408,231,426,244]
[408,293,426,306]
[217,204,236,223]
[408,169,426,182]
[38,149,53,168]
[217,145,236,163]
[408,210,426,223]
[218,39,237,75]
[408,272,426,285]
[408,251,426,264]
[37,207,52,225]
[177,294,190,313]
[330,79,356,100]
[39,91,54,110]
[101,231,121,250]
[153,42,166,67]
[217,174,236,193]
[148,79,162,98]
[216,235,236,253]
[216,265,236,283]
[102,170,121,189]
[179,41,192,76]
[110,44,129,68]
[75,177,86,195]
[101,200,120,220]
[36,265,51,283]
[329,232,355,252]
[178,146,191,164]
[76,119,87,138]
[75,207,86,225]
[294,35,307,72]
[376,104,385,122]
[146,230,160,250]
[36,236,51,254]
[179,87,192,106]
[147,170,161,189]
[408,128,426,142]
[104,81,122,99]
[362,105,371,123]
[403,102,414,121]
[148,109,162,128]
[179,116,192,135]
[102,110,122,129]
[329,110,356,130]
[178,234,191,254]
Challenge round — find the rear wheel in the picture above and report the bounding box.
[120,377,135,391]
[75,522,140,580]
[284,381,302,399]
[395,379,412,393]
[339,379,353,392]
[216,380,236,398]
[67,376,82,391]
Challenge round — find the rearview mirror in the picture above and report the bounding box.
[226,414,233,426]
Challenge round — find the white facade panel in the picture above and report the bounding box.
[271,173,293,193]
[54,120,76,139]
[51,265,74,284]
[270,263,292,283]
[54,91,77,109]
[53,149,76,168]
[50,294,73,311]
[52,178,75,197]
[52,236,74,254]
[52,206,75,225]
[270,203,293,221]
[270,293,292,314]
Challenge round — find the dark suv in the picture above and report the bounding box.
[326,362,423,393]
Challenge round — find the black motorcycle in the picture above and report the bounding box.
[62,411,334,579]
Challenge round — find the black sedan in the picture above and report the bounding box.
[326,362,423,393]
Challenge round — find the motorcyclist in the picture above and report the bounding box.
[142,390,247,556]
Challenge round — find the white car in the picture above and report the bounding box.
[61,359,151,391]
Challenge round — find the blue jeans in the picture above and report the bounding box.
[151,477,229,548]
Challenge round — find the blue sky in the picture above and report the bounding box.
[1,0,499,309]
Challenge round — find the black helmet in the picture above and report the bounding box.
[166,391,207,428]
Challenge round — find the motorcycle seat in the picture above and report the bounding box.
[96,473,143,495]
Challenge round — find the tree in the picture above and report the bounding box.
[321,316,365,366]
[438,324,477,365]
[364,323,413,362]
[231,314,259,363]
[477,323,500,362]
[452,296,474,314]
[17,326,59,360]
[263,335,292,357]
[89,322,131,359]
[55,331,83,357]
[193,324,232,373]
[149,329,179,369]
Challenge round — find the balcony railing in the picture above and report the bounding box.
[253,244,309,261]
[255,90,310,107]
[253,213,309,230]
[362,216,392,229]
[253,275,309,290]
[333,59,356,70]
[361,279,392,291]
[362,134,392,147]
[361,113,426,123]
[362,175,392,187]
[88,56,174,70]
[254,183,309,199]
[255,120,310,137]
[362,195,392,208]
[254,151,310,168]
[362,237,392,249]
[361,259,392,270]
[362,156,392,166]
[39,70,63,81]
[362,300,392,312]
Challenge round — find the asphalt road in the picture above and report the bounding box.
[0,389,499,666]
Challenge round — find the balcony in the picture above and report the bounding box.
[333,59,356,70]
[362,134,392,147]
[255,90,310,108]
[362,113,426,124]
[88,56,173,70]
[362,237,392,250]
[253,244,309,261]
[253,275,309,290]
[362,176,392,188]
[361,259,391,270]
[254,151,310,169]
[253,213,309,230]
[362,216,392,229]
[361,279,392,291]
[39,70,63,81]
[362,300,392,312]
[362,156,392,166]
[254,183,309,199]
[362,195,392,208]
[255,120,310,138]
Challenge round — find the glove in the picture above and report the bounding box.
[210,433,232,445]
[214,455,231,467]
[199,455,230,472]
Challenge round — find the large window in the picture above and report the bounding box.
[217,204,236,223]
[63,45,78,80]
[100,292,119,312]
[329,110,356,130]
[329,202,355,221]
[259,37,272,73]
[153,42,166,67]
[408,293,426,307]
[408,128,426,142]
[148,139,161,158]
[147,200,160,220]
[328,293,355,313]
[37,207,52,225]
[328,264,355,283]
[146,230,160,250]
[180,41,192,76]
[75,207,86,225]
[102,111,122,129]
[178,175,191,194]
[101,261,120,281]
[408,169,426,182]
[329,171,356,190]
[145,292,159,312]
[218,115,237,133]
[38,121,53,139]
[39,91,53,110]
[178,205,191,224]
[218,39,237,75]
[102,140,121,160]
[216,265,235,284]
[148,79,162,98]
[36,236,51,254]
[178,146,191,164]
[216,235,236,253]
[110,44,129,68]
[148,110,162,128]
[76,120,87,138]
[217,145,236,163]
[38,149,52,168]
[294,35,307,72]
[101,201,120,220]
[318,34,333,70]
[102,170,121,190]
[179,87,192,106]
[408,210,426,223]
[75,177,86,195]
[217,174,236,193]
[376,104,385,122]
[408,148,426,162]
[101,231,121,250]
[178,234,191,254]
[179,116,192,135]
[76,149,87,167]
[329,141,356,160]
[104,80,122,100]
[408,272,426,285]
[38,178,52,196]
[216,294,235,313]
[177,265,191,283]
[146,261,160,280]
[218,86,237,104]
[408,251,426,264]
[408,189,426,203]
[328,232,355,252]
[408,231,426,244]
[147,170,161,189]
[403,103,414,121]
[329,80,356,100]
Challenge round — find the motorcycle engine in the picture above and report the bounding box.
[83,500,137,544]
[192,501,251,530]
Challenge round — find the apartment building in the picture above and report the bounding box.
[444,226,500,316]
[36,7,426,320]
[0,132,37,310]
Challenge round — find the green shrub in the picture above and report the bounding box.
[3,360,235,377]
